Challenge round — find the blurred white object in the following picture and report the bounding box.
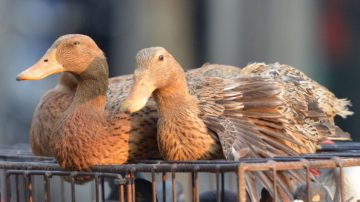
[319,166,360,202]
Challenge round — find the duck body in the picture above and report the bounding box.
[30,73,77,156]
[122,47,352,200]
[17,35,161,171]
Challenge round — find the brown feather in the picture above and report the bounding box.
[124,48,353,200]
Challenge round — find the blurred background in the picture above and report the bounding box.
[1,0,360,201]
[0,0,359,146]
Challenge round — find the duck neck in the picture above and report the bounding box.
[152,68,222,160]
[153,71,199,117]
[71,57,109,110]
[57,72,77,91]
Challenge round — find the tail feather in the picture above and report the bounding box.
[335,98,353,119]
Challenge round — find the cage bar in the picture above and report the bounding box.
[1,146,360,202]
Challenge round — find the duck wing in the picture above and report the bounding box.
[189,72,341,200]
[241,63,352,140]
[190,76,311,157]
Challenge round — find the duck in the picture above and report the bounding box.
[16,35,242,170]
[16,34,161,171]
[121,47,352,200]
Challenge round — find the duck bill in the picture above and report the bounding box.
[16,49,64,81]
[121,80,155,113]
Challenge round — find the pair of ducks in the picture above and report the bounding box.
[16,34,352,200]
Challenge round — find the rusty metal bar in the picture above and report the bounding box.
[44,172,51,202]
[5,170,121,178]
[272,167,278,202]
[2,151,360,202]
[70,173,76,202]
[94,174,99,202]
[131,171,135,202]
[221,172,225,201]
[23,172,32,202]
[151,171,156,202]
[101,176,105,202]
[5,172,11,202]
[60,176,65,202]
[237,164,246,202]
[171,172,176,202]
[0,154,53,162]
[216,172,221,202]
[302,159,311,202]
[126,173,132,202]
[15,174,20,202]
[162,172,166,202]
[4,170,125,202]
[334,157,345,202]
[120,179,125,202]
[23,174,27,202]
[2,157,360,173]
[339,166,344,202]
[230,158,360,173]
[192,171,199,202]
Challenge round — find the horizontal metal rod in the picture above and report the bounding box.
[0,157,360,174]
[6,170,125,179]
[239,158,360,172]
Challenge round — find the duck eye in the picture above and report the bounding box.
[43,59,48,62]
[73,41,80,45]
[158,55,164,61]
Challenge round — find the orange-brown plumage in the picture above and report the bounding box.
[122,47,352,200]
[30,73,77,156]
[17,35,241,171]
[17,34,160,171]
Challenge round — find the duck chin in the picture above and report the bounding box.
[121,97,149,114]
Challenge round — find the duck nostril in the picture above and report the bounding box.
[44,59,48,62]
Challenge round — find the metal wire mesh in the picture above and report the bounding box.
[0,143,360,202]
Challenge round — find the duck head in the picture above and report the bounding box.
[121,47,185,113]
[16,34,105,81]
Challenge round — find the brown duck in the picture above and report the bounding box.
[16,35,242,170]
[16,34,161,171]
[121,47,352,200]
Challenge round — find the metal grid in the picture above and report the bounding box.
[1,144,360,202]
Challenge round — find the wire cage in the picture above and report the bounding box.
[1,143,360,202]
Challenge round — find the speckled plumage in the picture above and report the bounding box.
[17,35,161,171]
[239,63,352,153]
[241,63,353,120]
[21,35,242,171]
[30,73,77,156]
[122,47,352,201]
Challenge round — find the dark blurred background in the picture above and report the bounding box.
[0,0,359,145]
